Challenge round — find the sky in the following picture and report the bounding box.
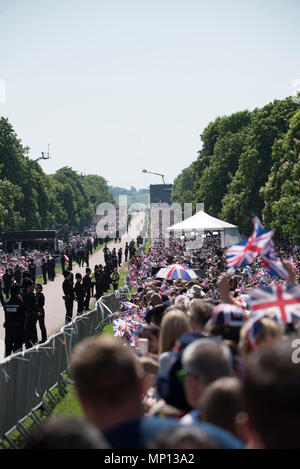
[0,0,299,189]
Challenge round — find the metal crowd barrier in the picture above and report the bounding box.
[0,293,116,448]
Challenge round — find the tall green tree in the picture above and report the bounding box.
[220,98,298,234]
[262,109,300,240]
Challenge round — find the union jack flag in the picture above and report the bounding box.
[290,258,299,275]
[113,319,129,337]
[120,301,139,313]
[260,240,289,280]
[248,284,300,324]
[184,250,193,260]
[226,217,274,272]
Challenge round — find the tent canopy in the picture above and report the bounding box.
[166,210,241,247]
[166,210,237,231]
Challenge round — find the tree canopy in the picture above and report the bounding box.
[0,117,115,234]
[172,97,300,240]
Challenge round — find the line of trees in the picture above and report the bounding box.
[172,97,300,240]
[0,117,115,234]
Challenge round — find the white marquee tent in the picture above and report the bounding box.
[166,210,242,247]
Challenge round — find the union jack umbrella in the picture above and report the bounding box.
[248,284,300,324]
[226,217,274,272]
[155,264,198,280]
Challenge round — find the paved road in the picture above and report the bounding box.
[0,211,146,360]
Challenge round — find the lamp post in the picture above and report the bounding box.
[142,169,166,184]
[34,144,51,162]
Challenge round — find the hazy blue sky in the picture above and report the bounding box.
[0,0,299,189]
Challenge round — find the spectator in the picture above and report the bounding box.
[138,326,160,355]
[239,316,281,359]
[236,341,300,449]
[70,335,177,449]
[158,309,191,373]
[24,416,110,449]
[149,425,219,449]
[187,299,213,333]
[180,338,233,425]
[200,377,245,437]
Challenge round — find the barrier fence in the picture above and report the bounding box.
[0,293,117,448]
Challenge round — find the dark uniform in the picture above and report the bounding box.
[95,268,105,300]
[3,293,25,356]
[125,243,129,263]
[62,277,74,324]
[36,290,47,343]
[14,266,22,286]
[41,259,47,284]
[83,273,92,310]
[47,257,52,281]
[22,289,38,349]
[50,257,56,280]
[118,248,122,267]
[61,253,66,272]
[28,262,36,284]
[3,271,13,299]
[68,250,73,271]
[74,280,85,316]
[84,248,89,267]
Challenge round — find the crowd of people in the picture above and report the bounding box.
[1,231,124,357]
[23,233,300,449]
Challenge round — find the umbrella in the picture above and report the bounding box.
[155,264,198,280]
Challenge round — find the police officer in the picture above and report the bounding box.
[68,248,73,271]
[110,268,120,292]
[62,270,74,324]
[95,265,105,300]
[41,258,47,285]
[14,264,22,286]
[84,247,89,267]
[125,243,129,263]
[22,278,39,349]
[28,259,36,284]
[83,268,92,310]
[35,284,47,343]
[74,273,85,316]
[78,246,84,267]
[61,251,66,272]
[50,256,56,280]
[47,256,52,281]
[3,269,13,299]
[118,248,122,267]
[3,284,25,356]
